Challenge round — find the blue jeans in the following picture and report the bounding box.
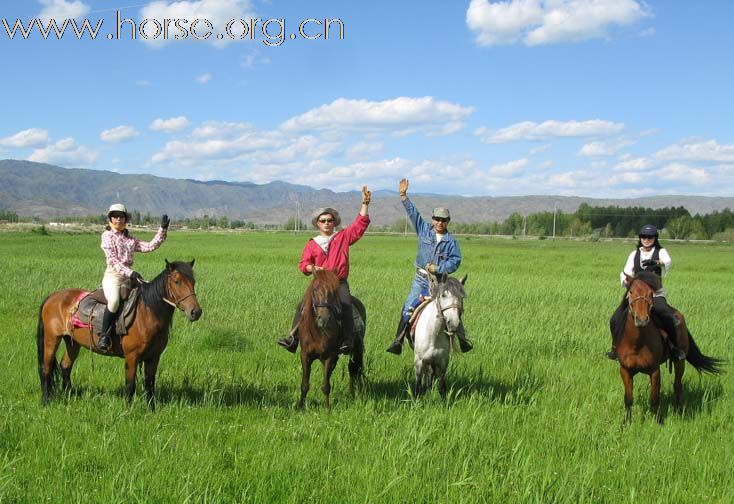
[401,272,430,321]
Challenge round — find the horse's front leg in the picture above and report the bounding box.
[650,367,662,424]
[143,356,161,412]
[123,353,139,404]
[619,366,634,424]
[298,354,313,409]
[321,355,338,410]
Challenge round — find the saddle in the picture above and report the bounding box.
[405,297,433,346]
[71,283,141,337]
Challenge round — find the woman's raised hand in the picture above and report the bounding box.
[362,186,371,205]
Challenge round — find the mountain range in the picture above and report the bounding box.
[2,159,733,227]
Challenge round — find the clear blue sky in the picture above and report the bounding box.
[1,0,733,197]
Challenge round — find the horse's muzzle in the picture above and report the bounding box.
[187,306,202,321]
[633,315,648,328]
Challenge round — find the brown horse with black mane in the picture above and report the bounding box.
[37,259,202,410]
[614,271,723,423]
[296,269,366,409]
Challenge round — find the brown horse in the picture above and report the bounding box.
[37,259,202,410]
[297,269,366,409]
[615,271,723,423]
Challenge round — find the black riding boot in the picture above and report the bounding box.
[386,315,409,355]
[661,314,685,361]
[456,321,473,353]
[339,304,354,354]
[98,308,116,351]
[278,304,302,353]
[653,298,684,361]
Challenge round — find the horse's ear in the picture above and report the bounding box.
[439,272,448,284]
[190,258,195,267]
[428,272,439,292]
[165,259,173,271]
[460,274,467,285]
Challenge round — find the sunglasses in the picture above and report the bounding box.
[432,217,449,223]
[640,235,655,239]
[318,218,334,224]
[109,213,126,219]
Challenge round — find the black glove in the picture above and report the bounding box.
[130,271,144,285]
[641,259,658,268]
[160,214,170,229]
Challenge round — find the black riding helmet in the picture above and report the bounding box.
[638,224,658,237]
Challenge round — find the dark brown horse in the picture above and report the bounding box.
[37,260,202,410]
[615,271,723,422]
[297,269,366,409]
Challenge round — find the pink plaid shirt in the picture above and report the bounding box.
[100,227,167,277]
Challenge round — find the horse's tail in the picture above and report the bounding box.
[686,330,725,375]
[36,296,58,383]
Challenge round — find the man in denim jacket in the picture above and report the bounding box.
[386,178,472,355]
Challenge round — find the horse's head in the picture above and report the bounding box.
[627,275,653,327]
[309,270,341,330]
[164,259,202,322]
[429,273,466,334]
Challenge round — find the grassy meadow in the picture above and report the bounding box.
[0,228,732,503]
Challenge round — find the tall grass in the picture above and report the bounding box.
[0,230,732,502]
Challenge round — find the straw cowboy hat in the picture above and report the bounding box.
[311,207,341,228]
[107,203,131,221]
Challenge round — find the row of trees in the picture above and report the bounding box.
[4,205,734,241]
[445,205,734,240]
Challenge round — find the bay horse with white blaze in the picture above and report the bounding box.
[296,269,366,409]
[37,259,202,410]
[614,271,723,423]
[413,272,467,400]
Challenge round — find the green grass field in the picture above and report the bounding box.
[1,229,732,502]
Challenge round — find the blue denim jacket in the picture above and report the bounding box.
[403,198,461,274]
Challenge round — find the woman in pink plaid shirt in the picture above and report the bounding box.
[98,203,170,351]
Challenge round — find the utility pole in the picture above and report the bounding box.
[296,199,300,232]
[552,201,557,239]
[522,215,526,239]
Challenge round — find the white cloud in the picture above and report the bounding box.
[654,139,734,163]
[281,97,474,137]
[136,80,151,87]
[100,125,139,143]
[139,0,255,47]
[150,116,190,133]
[37,0,90,22]
[476,119,624,143]
[578,138,634,157]
[196,73,212,84]
[0,128,50,148]
[658,163,710,184]
[241,51,270,69]
[529,144,551,156]
[487,158,529,177]
[614,156,651,171]
[347,142,384,160]
[466,0,650,47]
[28,137,98,167]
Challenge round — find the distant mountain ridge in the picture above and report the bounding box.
[2,159,733,226]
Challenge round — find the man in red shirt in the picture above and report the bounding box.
[278,186,371,353]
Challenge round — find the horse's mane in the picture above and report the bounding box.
[634,270,662,292]
[140,261,195,319]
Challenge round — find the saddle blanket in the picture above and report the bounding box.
[70,288,141,336]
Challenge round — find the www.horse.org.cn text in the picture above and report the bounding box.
[1,12,345,46]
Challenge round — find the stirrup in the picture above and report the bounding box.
[339,339,353,355]
[97,333,113,352]
[277,337,298,353]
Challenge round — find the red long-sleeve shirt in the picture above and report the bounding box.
[299,214,370,280]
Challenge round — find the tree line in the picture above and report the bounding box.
[3,205,734,241]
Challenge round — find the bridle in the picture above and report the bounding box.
[162,274,198,309]
[627,280,652,321]
[434,285,464,334]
